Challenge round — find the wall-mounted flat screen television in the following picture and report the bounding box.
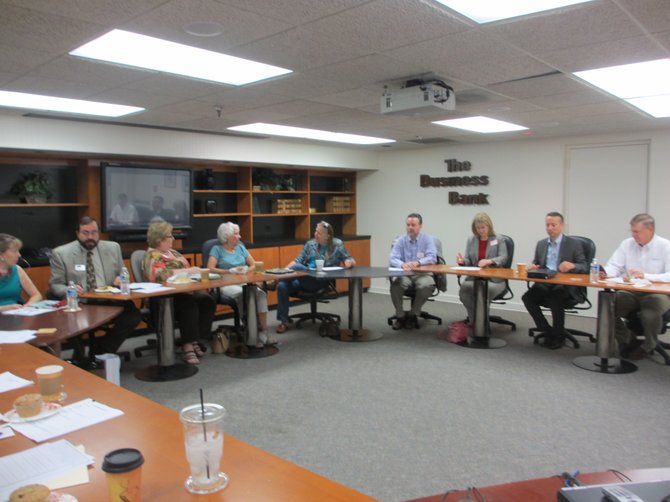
[101,162,192,236]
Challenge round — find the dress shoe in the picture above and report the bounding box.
[546,335,566,350]
[620,339,642,359]
[391,316,405,330]
[625,346,648,361]
[405,314,419,329]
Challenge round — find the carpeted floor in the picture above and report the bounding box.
[117,293,670,501]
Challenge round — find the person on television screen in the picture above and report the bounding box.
[0,233,42,312]
[109,193,138,227]
[172,199,188,223]
[49,216,141,357]
[149,195,176,223]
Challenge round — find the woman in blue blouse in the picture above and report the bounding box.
[207,222,270,344]
[276,221,355,333]
[0,234,42,312]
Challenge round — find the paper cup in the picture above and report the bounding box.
[35,365,65,402]
[102,448,144,502]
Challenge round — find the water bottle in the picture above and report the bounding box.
[120,266,130,295]
[589,258,599,283]
[66,281,78,311]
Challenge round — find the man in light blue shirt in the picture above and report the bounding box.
[389,213,437,329]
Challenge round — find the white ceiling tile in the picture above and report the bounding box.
[526,89,613,109]
[617,0,670,34]
[121,74,231,98]
[484,2,643,54]
[213,0,370,25]
[5,75,109,99]
[0,43,55,74]
[309,88,383,109]
[486,74,587,100]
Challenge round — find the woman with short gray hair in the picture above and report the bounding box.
[207,222,271,346]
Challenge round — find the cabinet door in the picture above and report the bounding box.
[250,247,280,306]
[279,245,303,266]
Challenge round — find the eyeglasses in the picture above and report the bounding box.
[79,230,99,237]
[163,234,175,240]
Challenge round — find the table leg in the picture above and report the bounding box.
[573,289,637,374]
[459,277,506,349]
[226,285,278,359]
[329,277,382,342]
[135,296,199,381]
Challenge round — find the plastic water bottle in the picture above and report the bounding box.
[589,258,599,283]
[120,266,130,295]
[66,281,78,310]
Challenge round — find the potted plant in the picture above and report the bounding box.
[10,172,53,203]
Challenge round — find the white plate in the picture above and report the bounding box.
[94,286,120,293]
[231,266,249,274]
[3,402,61,423]
[51,493,78,502]
[166,276,194,284]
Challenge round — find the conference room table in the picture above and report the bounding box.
[81,270,304,381]
[0,343,374,501]
[0,304,123,355]
[407,467,670,502]
[422,265,670,373]
[305,266,414,342]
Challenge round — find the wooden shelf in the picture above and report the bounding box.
[310,211,355,215]
[310,191,355,195]
[254,213,308,217]
[0,203,88,207]
[252,190,308,195]
[193,189,248,194]
[193,212,251,218]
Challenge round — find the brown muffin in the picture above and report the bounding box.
[13,394,42,418]
[9,484,51,502]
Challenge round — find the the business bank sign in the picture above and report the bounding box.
[420,158,489,205]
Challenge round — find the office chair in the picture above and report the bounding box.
[489,234,517,331]
[458,233,517,332]
[129,249,159,358]
[528,235,597,349]
[623,309,670,365]
[387,237,447,327]
[201,238,242,338]
[287,277,341,329]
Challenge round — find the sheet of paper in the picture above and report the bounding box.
[0,330,37,343]
[132,284,174,293]
[10,398,124,443]
[129,282,164,291]
[0,372,33,393]
[323,266,343,271]
[45,444,90,491]
[450,266,481,271]
[0,439,93,500]
[0,425,15,440]
[389,267,403,271]
[1,306,53,316]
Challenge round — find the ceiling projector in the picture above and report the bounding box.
[381,80,455,115]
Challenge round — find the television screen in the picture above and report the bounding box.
[101,163,192,235]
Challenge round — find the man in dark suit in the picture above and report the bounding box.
[522,212,588,349]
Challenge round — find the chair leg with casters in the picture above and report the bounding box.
[655,341,670,365]
[289,299,341,328]
[419,310,442,325]
[529,328,580,349]
[489,315,516,331]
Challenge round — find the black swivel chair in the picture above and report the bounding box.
[288,278,341,329]
[528,235,597,348]
[201,238,242,337]
[623,309,670,365]
[387,237,447,327]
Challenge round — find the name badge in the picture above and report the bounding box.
[490,239,498,246]
[417,252,424,258]
[75,264,86,272]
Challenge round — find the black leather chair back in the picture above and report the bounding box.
[568,235,596,308]
[201,238,219,267]
[493,234,514,302]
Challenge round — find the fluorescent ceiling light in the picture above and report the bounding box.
[0,90,143,117]
[434,0,593,23]
[626,95,670,118]
[228,123,395,145]
[70,29,292,86]
[574,59,670,117]
[432,116,527,133]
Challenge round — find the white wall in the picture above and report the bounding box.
[0,115,379,171]
[358,129,670,314]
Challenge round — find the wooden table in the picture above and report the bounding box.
[407,467,670,501]
[0,344,374,501]
[81,271,304,380]
[423,265,670,372]
[0,305,122,354]
[303,267,413,342]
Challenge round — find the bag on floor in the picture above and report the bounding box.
[319,319,340,338]
[212,327,232,354]
[446,320,470,344]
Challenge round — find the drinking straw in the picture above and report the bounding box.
[199,388,210,479]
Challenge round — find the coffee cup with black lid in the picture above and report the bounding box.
[102,448,144,501]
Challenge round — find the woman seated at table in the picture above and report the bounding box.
[207,221,270,345]
[143,222,215,365]
[0,234,42,312]
[456,213,508,324]
[275,221,355,334]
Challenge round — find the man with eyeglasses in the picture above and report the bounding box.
[49,216,141,357]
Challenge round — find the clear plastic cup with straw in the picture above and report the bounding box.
[179,395,228,494]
